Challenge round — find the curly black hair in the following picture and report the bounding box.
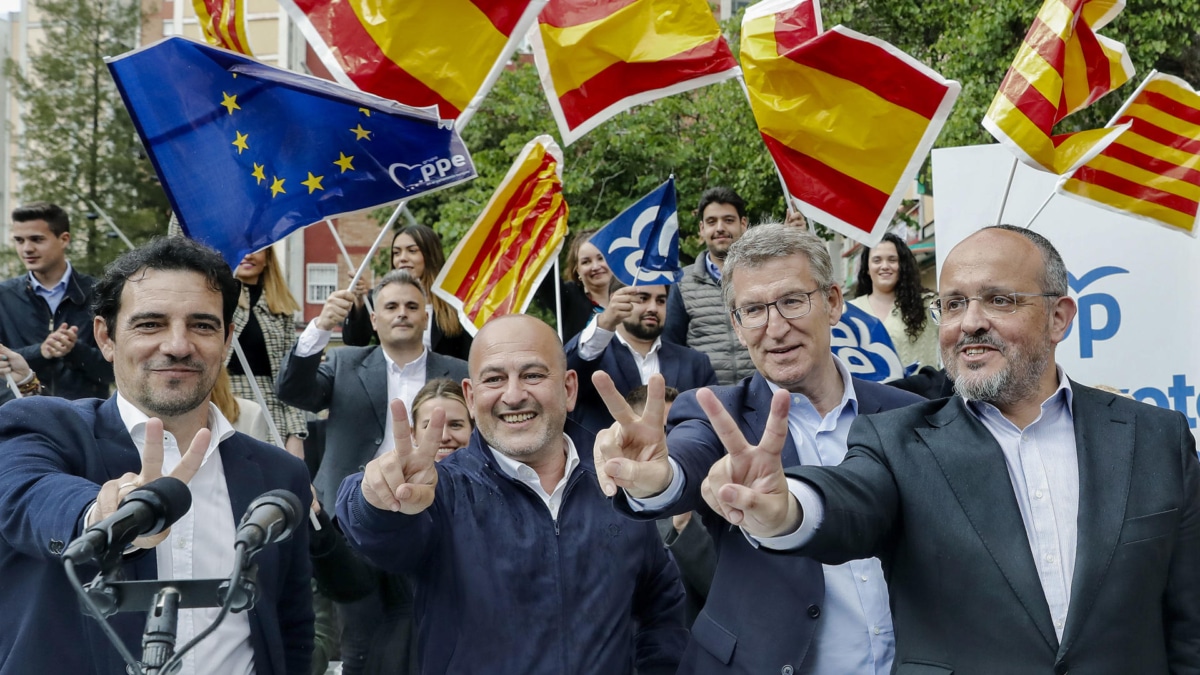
[854,233,930,342]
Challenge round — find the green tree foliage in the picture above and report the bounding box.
[5,0,169,275]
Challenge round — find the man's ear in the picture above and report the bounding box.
[1049,295,1077,344]
[94,316,115,363]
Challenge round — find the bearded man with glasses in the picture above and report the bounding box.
[590,222,922,674]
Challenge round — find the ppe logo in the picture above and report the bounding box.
[1063,266,1128,359]
[388,154,470,189]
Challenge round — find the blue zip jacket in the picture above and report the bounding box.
[337,427,687,675]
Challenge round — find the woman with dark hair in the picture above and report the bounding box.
[549,228,616,341]
[342,225,472,361]
[849,232,939,369]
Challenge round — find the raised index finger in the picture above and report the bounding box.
[696,388,754,457]
[140,418,166,481]
[592,371,640,426]
[389,399,416,458]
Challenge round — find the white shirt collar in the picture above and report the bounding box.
[766,354,859,416]
[963,365,1075,419]
[613,329,663,358]
[382,346,428,375]
[115,393,236,463]
[490,433,580,483]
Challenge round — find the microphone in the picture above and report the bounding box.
[234,490,303,558]
[63,477,193,565]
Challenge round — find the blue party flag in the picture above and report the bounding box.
[106,37,477,268]
[831,301,918,382]
[589,177,682,286]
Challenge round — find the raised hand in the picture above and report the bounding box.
[90,418,209,549]
[316,289,357,331]
[361,399,443,514]
[0,343,32,382]
[40,324,79,359]
[698,388,801,538]
[592,372,673,499]
[595,286,641,331]
[349,273,370,307]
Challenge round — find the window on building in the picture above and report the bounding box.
[306,263,339,304]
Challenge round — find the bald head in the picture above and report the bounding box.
[470,314,566,377]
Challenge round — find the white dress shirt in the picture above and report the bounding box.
[576,319,663,384]
[115,395,254,675]
[490,435,581,520]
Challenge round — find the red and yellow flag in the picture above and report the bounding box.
[193,0,254,55]
[279,0,541,118]
[983,0,1134,174]
[1058,71,1200,236]
[741,3,959,247]
[530,0,740,145]
[433,136,569,334]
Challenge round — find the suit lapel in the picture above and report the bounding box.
[656,343,681,390]
[94,397,144,477]
[358,348,388,432]
[917,397,1059,652]
[1057,385,1133,658]
[744,375,800,467]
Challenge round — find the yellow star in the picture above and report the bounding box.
[359,107,372,117]
[350,124,371,141]
[333,152,355,173]
[220,92,240,115]
[232,131,249,154]
[251,163,265,184]
[270,176,286,198]
[301,172,325,194]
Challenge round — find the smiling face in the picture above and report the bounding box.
[574,242,612,295]
[729,253,842,394]
[371,281,428,350]
[867,241,899,294]
[12,219,70,279]
[413,396,473,461]
[463,316,577,463]
[621,285,668,341]
[94,268,230,420]
[391,233,426,280]
[235,250,267,284]
[699,202,748,260]
[938,229,1075,408]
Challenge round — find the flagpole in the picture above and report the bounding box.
[735,74,797,219]
[5,373,21,399]
[553,258,564,342]
[455,0,551,131]
[994,156,1018,225]
[348,200,407,293]
[327,219,373,313]
[84,198,136,251]
[1024,190,1056,231]
[231,335,286,450]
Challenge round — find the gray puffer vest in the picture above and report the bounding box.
[678,259,754,385]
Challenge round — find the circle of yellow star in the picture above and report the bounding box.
[251,163,266,185]
[270,176,286,198]
[232,131,249,154]
[333,152,355,173]
[221,92,240,115]
[350,124,372,141]
[301,172,325,194]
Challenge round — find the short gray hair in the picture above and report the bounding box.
[721,222,834,309]
[374,269,426,299]
[983,225,1069,296]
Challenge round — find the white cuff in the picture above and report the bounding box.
[295,319,333,357]
[576,317,614,361]
[744,477,825,551]
[627,457,685,512]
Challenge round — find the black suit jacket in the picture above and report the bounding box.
[275,345,469,506]
[615,372,922,674]
[565,332,718,434]
[788,384,1200,674]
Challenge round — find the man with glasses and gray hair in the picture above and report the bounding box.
[591,222,921,674]
[669,224,1200,672]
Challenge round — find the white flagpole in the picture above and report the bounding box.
[348,200,407,293]
[994,156,1019,225]
[231,335,285,450]
[5,373,21,399]
[327,219,374,314]
[553,258,564,342]
[1024,191,1055,231]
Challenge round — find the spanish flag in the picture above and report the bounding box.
[1058,71,1200,236]
[279,0,542,118]
[530,0,740,145]
[433,136,569,334]
[741,2,959,246]
[193,0,254,55]
[982,0,1134,174]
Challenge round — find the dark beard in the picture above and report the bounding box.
[623,317,663,341]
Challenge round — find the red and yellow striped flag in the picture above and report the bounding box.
[530,0,740,145]
[193,0,254,55]
[1058,71,1200,236]
[983,0,1134,174]
[741,5,959,247]
[433,136,569,334]
[279,0,541,118]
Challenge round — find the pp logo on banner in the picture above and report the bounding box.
[1064,266,1128,359]
[832,302,910,382]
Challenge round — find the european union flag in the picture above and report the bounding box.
[831,301,918,382]
[106,37,477,269]
[589,177,682,286]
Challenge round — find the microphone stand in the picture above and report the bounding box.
[140,587,180,675]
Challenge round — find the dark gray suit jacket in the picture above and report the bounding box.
[789,383,1200,674]
[276,345,468,507]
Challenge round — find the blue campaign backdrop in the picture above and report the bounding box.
[832,301,917,382]
[589,177,682,286]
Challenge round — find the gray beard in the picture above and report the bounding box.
[949,343,1050,407]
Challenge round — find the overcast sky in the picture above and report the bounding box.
[0,0,19,14]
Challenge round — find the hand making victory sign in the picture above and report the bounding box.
[361,399,445,514]
[592,372,674,499]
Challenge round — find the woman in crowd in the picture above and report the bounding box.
[342,225,472,361]
[410,378,473,461]
[229,246,307,457]
[0,343,39,399]
[551,228,616,342]
[849,232,939,370]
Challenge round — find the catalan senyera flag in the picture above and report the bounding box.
[741,8,959,247]
[530,0,741,145]
[193,0,254,55]
[278,0,543,118]
[433,136,569,335]
[983,0,1135,174]
[1058,71,1200,236]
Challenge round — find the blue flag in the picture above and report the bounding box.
[107,37,477,268]
[831,301,918,382]
[589,177,682,286]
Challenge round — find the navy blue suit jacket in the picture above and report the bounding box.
[565,333,718,435]
[614,371,922,674]
[0,395,314,675]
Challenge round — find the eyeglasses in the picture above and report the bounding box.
[731,289,821,328]
[929,292,1060,325]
